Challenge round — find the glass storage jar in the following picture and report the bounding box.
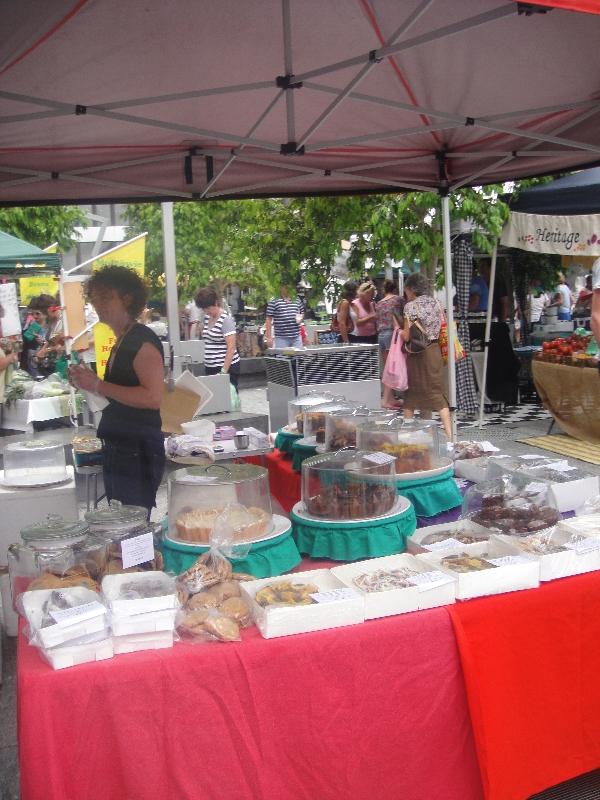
[85,500,162,573]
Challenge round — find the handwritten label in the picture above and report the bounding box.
[407,571,455,592]
[49,600,106,627]
[310,587,361,604]
[424,537,463,552]
[364,452,396,466]
[121,532,155,570]
[563,537,600,555]
[488,555,534,567]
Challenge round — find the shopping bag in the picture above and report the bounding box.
[439,320,465,364]
[382,330,408,391]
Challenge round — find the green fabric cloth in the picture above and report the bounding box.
[395,468,462,517]
[291,502,416,561]
[274,427,301,456]
[160,529,301,578]
[292,439,318,472]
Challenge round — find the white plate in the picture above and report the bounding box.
[165,513,292,549]
[292,495,411,525]
[394,457,454,483]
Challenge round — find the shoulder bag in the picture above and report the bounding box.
[405,318,429,354]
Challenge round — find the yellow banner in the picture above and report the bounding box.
[91,234,146,375]
[92,235,146,276]
[19,275,59,305]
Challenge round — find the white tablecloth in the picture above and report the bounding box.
[2,396,75,432]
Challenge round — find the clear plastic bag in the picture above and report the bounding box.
[18,586,108,648]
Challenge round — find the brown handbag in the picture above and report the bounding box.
[405,318,429,354]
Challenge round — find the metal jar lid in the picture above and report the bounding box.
[84,499,148,533]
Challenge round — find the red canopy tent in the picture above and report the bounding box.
[1,0,600,425]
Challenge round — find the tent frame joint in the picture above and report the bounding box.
[276,74,303,90]
[368,49,383,64]
[280,141,305,155]
[75,105,87,115]
[517,3,553,15]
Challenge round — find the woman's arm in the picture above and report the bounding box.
[338,300,351,343]
[71,342,164,409]
[222,333,236,373]
[400,315,411,343]
[0,351,18,371]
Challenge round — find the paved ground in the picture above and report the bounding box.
[2,386,600,799]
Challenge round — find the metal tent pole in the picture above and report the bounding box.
[441,193,456,442]
[161,202,182,382]
[478,241,498,428]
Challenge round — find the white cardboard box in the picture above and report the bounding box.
[547,476,599,513]
[101,571,177,616]
[110,608,178,636]
[113,630,174,654]
[21,587,107,649]
[406,520,491,555]
[239,568,365,639]
[493,529,600,582]
[42,637,113,670]
[331,554,455,620]
[418,539,540,600]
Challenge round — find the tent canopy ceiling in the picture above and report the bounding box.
[2,0,600,206]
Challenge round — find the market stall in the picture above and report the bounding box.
[532,357,600,442]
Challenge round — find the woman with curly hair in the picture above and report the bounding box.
[69,265,165,514]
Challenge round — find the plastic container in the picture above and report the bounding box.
[461,477,560,537]
[8,515,91,599]
[20,586,108,649]
[112,630,174,654]
[303,399,359,444]
[85,501,161,573]
[356,418,445,474]
[287,391,334,432]
[42,636,113,670]
[324,408,393,451]
[101,571,177,616]
[168,464,273,544]
[301,449,397,520]
[3,440,67,486]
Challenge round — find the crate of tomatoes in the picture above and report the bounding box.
[535,332,597,366]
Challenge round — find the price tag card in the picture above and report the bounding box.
[121,532,155,570]
[310,587,361,604]
[49,600,106,627]
[563,537,600,555]
[478,441,500,453]
[364,452,396,466]
[488,555,534,567]
[407,571,455,592]
[425,537,463,552]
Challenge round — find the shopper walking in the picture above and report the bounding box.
[265,286,304,348]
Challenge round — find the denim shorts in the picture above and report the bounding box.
[378,329,394,351]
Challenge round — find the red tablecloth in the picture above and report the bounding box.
[248,450,300,512]
[18,610,483,800]
[448,571,600,800]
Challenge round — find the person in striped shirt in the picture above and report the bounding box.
[265,286,304,349]
[195,287,240,389]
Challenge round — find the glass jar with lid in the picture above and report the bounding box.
[85,500,162,574]
[287,391,334,432]
[301,449,397,520]
[356,418,445,474]
[3,439,67,486]
[7,514,91,599]
[168,463,273,544]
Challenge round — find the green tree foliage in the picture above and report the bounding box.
[0,206,86,251]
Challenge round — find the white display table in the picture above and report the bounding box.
[0,465,77,565]
[2,396,76,433]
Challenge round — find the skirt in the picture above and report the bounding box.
[404,343,448,411]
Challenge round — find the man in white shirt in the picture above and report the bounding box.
[591,259,600,349]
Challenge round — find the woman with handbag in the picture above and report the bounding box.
[401,272,452,440]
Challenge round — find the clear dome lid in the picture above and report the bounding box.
[356,418,444,474]
[303,399,360,444]
[324,407,394,451]
[85,500,148,533]
[461,476,560,536]
[301,449,397,520]
[20,514,89,544]
[168,463,272,545]
[5,439,61,453]
[288,391,334,429]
